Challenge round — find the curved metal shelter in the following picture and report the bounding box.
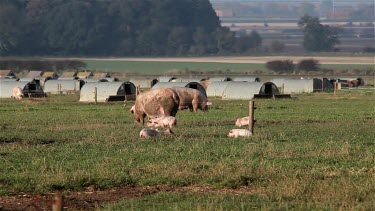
[158,76,178,82]
[171,78,203,83]
[222,82,280,100]
[206,81,232,97]
[44,79,85,94]
[231,76,260,82]
[152,82,207,97]
[271,79,319,94]
[80,82,136,102]
[209,77,232,82]
[0,81,44,98]
[0,78,19,82]
[83,78,109,83]
[130,78,159,89]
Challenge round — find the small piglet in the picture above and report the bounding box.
[235,116,250,127]
[227,129,252,138]
[139,128,174,138]
[146,116,177,128]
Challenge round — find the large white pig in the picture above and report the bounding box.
[171,87,209,112]
[131,88,180,125]
[227,129,252,138]
[146,116,177,128]
[139,128,175,138]
[12,87,24,100]
[235,116,250,127]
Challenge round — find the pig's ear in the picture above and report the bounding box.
[206,102,213,106]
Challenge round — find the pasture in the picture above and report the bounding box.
[0,89,374,210]
[83,57,374,74]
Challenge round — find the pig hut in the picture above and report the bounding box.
[271,78,323,94]
[130,78,159,89]
[0,70,17,79]
[0,81,44,98]
[231,76,260,82]
[206,81,232,98]
[152,82,207,98]
[222,82,281,100]
[79,82,136,102]
[92,72,119,82]
[38,71,59,88]
[158,76,178,82]
[43,78,85,94]
[208,77,232,82]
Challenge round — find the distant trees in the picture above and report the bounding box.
[298,15,341,52]
[0,0,262,56]
[266,60,294,73]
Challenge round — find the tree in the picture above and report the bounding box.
[266,60,294,73]
[269,40,285,52]
[297,59,320,71]
[298,2,316,17]
[298,15,340,52]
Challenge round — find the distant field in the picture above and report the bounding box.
[83,57,374,74]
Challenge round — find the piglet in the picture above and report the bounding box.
[235,116,250,127]
[146,116,177,128]
[139,128,175,138]
[227,129,252,138]
[12,87,24,100]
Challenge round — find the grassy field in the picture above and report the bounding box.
[0,88,374,209]
[84,60,374,74]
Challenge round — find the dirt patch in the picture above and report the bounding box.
[0,185,258,210]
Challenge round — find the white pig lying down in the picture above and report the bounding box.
[235,116,250,127]
[146,116,177,128]
[227,129,252,138]
[139,128,175,138]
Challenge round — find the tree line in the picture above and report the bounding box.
[0,0,261,56]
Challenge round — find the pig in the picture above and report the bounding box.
[132,88,180,125]
[235,116,250,127]
[227,129,252,138]
[146,116,177,128]
[12,87,24,100]
[171,87,209,112]
[139,128,175,138]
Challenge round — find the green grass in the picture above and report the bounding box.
[0,91,374,209]
[84,60,374,74]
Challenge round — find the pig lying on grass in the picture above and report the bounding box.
[227,129,252,138]
[139,128,175,138]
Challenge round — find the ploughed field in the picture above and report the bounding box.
[0,89,374,210]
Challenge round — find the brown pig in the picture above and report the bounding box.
[146,116,177,128]
[171,87,209,112]
[227,129,252,138]
[12,87,24,100]
[139,128,175,138]
[132,88,179,125]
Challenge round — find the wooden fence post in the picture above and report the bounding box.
[249,99,255,134]
[333,82,337,96]
[94,87,97,105]
[52,193,64,211]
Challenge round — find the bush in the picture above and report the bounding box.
[0,60,86,73]
[269,40,285,52]
[363,47,375,53]
[266,60,294,73]
[297,59,320,71]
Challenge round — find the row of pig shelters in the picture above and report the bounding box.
[152,82,207,97]
[270,78,333,94]
[0,81,44,98]
[44,79,85,94]
[206,81,281,99]
[79,82,136,102]
[130,76,260,89]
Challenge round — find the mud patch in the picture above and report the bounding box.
[0,185,258,210]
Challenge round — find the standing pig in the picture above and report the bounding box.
[131,88,179,125]
[235,116,250,127]
[146,116,177,128]
[12,87,24,100]
[171,87,209,112]
[227,129,252,138]
[139,128,175,138]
